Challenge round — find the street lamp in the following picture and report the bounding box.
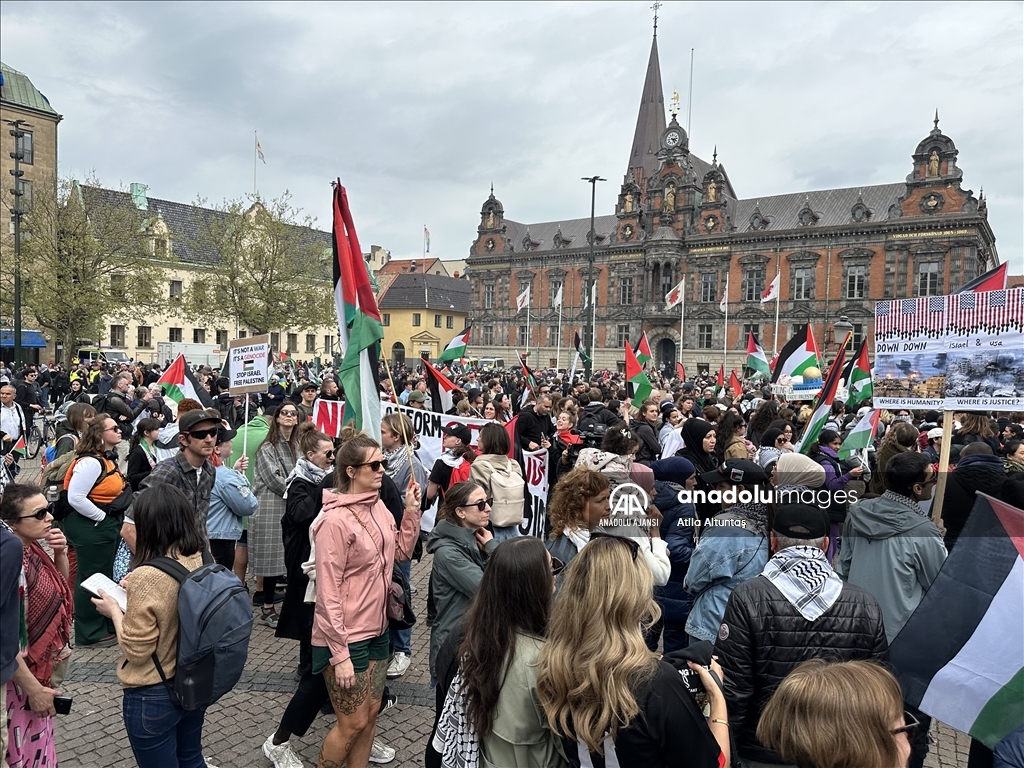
[7,119,31,369]
[581,175,605,376]
[833,315,854,350]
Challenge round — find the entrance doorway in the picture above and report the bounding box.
[657,339,676,372]
[391,342,406,367]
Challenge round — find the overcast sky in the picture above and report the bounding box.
[3,1,1021,266]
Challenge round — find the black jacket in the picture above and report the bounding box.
[941,454,1006,550]
[715,574,889,764]
[577,402,618,435]
[634,420,661,465]
[104,391,147,437]
[517,404,554,451]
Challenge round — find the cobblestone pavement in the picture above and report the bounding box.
[15,448,966,768]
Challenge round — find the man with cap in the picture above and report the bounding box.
[141,407,221,536]
[407,389,427,409]
[425,423,474,504]
[714,504,888,768]
[923,427,943,463]
[684,459,774,643]
[207,425,256,569]
[295,381,319,421]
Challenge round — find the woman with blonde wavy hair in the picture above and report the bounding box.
[536,535,729,767]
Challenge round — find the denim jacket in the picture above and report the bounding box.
[683,508,769,643]
[207,465,257,541]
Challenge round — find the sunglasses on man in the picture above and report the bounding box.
[188,427,219,440]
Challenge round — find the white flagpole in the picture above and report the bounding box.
[589,283,598,369]
[526,299,531,362]
[569,350,580,386]
[722,275,729,376]
[773,261,781,356]
[556,294,563,372]
[679,277,686,365]
[253,131,258,197]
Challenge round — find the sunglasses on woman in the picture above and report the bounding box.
[17,506,51,521]
[590,531,640,562]
[891,710,920,741]
[459,498,493,512]
[353,458,389,472]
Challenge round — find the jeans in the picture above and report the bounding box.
[393,560,412,655]
[491,525,521,542]
[123,683,207,768]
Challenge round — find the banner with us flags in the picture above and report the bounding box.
[873,288,1024,410]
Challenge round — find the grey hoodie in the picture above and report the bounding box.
[425,520,498,678]
[836,492,946,642]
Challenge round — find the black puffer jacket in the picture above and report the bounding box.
[714,574,889,764]
[941,453,1006,551]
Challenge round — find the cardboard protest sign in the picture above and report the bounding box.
[226,335,272,394]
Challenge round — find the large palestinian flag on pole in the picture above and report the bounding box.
[438,326,471,363]
[841,339,873,406]
[890,494,1024,749]
[333,182,383,442]
[958,262,1008,294]
[745,331,770,379]
[157,354,215,407]
[625,342,652,407]
[423,359,457,414]
[795,343,846,455]
[771,324,821,383]
[838,408,879,461]
[633,332,653,367]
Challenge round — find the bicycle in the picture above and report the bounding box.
[25,411,56,460]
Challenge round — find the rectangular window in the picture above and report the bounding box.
[852,323,864,347]
[286,333,297,353]
[305,334,316,353]
[741,324,760,344]
[434,314,442,328]
[917,262,941,296]
[791,324,804,340]
[483,284,495,309]
[549,326,558,346]
[617,324,630,348]
[619,277,634,305]
[700,272,717,303]
[193,328,206,344]
[153,238,168,259]
[582,278,597,307]
[698,324,713,349]
[110,325,125,347]
[169,279,183,302]
[482,326,494,346]
[137,326,152,348]
[110,273,125,294]
[270,332,280,349]
[412,313,421,327]
[792,267,814,300]
[744,269,765,302]
[446,315,454,329]
[216,330,229,348]
[519,326,528,345]
[660,271,675,301]
[382,314,390,327]
[239,329,247,339]
[846,265,867,299]
[16,131,33,164]
[169,327,183,343]
[549,280,563,307]
[16,179,32,211]
[324,335,334,353]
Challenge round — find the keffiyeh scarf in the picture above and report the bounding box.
[762,545,843,621]
[283,458,329,500]
[432,669,479,768]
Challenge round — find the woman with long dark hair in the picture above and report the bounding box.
[126,417,161,491]
[715,412,748,462]
[429,536,561,768]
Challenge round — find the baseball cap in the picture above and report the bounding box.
[772,504,828,539]
[440,423,472,445]
[300,381,318,391]
[216,425,238,444]
[927,427,943,440]
[407,390,426,403]
[700,459,767,486]
[179,408,221,433]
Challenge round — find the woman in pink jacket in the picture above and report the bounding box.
[312,433,421,768]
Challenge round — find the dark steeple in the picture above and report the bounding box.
[626,33,667,187]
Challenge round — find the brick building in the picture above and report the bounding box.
[464,35,1000,374]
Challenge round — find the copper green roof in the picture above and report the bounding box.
[0,62,58,115]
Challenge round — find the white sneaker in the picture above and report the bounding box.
[386,652,410,679]
[262,734,305,768]
[369,739,396,764]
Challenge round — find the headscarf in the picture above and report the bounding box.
[775,452,826,489]
[760,428,784,447]
[681,418,716,452]
[650,457,696,485]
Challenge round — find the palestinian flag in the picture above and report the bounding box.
[745,331,770,379]
[634,332,653,367]
[518,351,537,408]
[333,182,384,442]
[771,324,820,383]
[157,354,214,407]
[438,326,471,363]
[10,434,26,457]
[625,342,652,407]
[838,409,879,461]
[890,494,1024,749]
[841,339,873,406]
[959,262,1008,294]
[574,331,591,363]
[676,362,685,383]
[795,344,846,455]
[729,370,743,398]
[716,365,725,398]
[423,359,457,414]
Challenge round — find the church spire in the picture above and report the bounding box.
[625,31,667,185]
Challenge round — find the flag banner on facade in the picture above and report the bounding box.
[574,331,590,362]
[745,331,771,379]
[516,286,531,312]
[157,354,214,407]
[332,181,384,441]
[665,278,685,310]
[423,225,430,254]
[583,283,597,309]
[874,288,1024,410]
[838,409,879,461]
[796,343,847,455]
[634,332,652,366]
[438,326,471,363]
[553,285,563,308]
[423,359,458,414]
[771,324,820,383]
[625,342,652,407]
[760,273,779,303]
[840,339,873,406]
[719,288,728,313]
[890,494,1024,749]
[958,262,1008,294]
[256,136,265,164]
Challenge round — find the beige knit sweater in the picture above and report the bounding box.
[116,551,204,688]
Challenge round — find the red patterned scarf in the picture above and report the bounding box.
[24,541,73,685]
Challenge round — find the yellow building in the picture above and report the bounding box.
[378,272,471,367]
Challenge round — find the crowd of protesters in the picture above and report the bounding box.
[1,351,1023,768]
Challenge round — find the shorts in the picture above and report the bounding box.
[237,530,247,546]
[313,629,390,675]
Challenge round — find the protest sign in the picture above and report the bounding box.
[873,288,1023,410]
[227,335,272,394]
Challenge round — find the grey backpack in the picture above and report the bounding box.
[146,552,253,710]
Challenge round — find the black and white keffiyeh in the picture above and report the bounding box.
[762,545,843,621]
[283,457,329,500]
[432,669,479,768]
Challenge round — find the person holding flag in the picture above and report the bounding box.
[0,384,27,480]
[745,332,771,380]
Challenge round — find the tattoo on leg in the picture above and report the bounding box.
[317,747,344,768]
[368,658,388,701]
[323,665,372,716]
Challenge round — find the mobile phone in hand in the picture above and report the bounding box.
[53,696,72,715]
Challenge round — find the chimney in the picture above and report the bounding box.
[129,183,149,211]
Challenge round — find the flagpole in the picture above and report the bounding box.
[253,131,257,197]
[381,356,418,475]
[679,276,686,366]
[773,256,781,356]
[722,275,729,376]
[556,298,563,372]
[526,303,531,363]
